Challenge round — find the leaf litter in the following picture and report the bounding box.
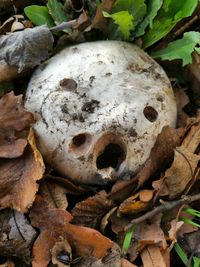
[0,1,200,267]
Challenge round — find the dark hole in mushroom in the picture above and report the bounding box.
[143,106,158,122]
[72,134,86,147]
[96,143,125,170]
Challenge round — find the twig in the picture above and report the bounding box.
[125,193,200,230]
[50,20,76,33]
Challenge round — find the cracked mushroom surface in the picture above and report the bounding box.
[25,41,177,185]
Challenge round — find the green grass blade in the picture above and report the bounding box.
[184,208,200,218]
[180,217,200,228]
[122,225,136,255]
[174,242,188,266]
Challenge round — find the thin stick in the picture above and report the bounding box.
[125,193,200,230]
[50,20,76,33]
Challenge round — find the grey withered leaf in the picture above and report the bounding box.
[0,25,54,72]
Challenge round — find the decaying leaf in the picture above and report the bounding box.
[0,91,34,137]
[141,245,168,267]
[164,147,200,198]
[109,126,186,201]
[162,119,200,198]
[92,0,115,32]
[0,209,36,263]
[139,223,167,250]
[72,190,114,228]
[30,196,120,267]
[121,258,138,267]
[39,180,68,209]
[0,259,15,267]
[0,128,45,211]
[0,25,53,72]
[178,230,200,258]
[119,191,151,215]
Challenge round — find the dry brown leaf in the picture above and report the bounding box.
[162,119,200,198]
[0,128,45,211]
[72,190,114,228]
[92,0,115,32]
[121,258,138,267]
[0,139,27,158]
[0,209,36,263]
[164,147,200,198]
[141,245,167,267]
[119,192,151,215]
[30,196,119,267]
[109,126,186,201]
[139,190,154,202]
[139,223,167,250]
[39,180,68,210]
[0,91,34,133]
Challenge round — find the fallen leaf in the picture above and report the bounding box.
[0,91,34,134]
[30,196,120,267]
[178,230,200,258]
[109,126,186,201]
[0,139,27,159]
[0,209,36,263]
[141,245,167,267]
[0,128,45,211]
[163,119,200,198]
[119,197,148,215]
[72,190,114,228]
[164,147,200,198]
[92,0,115,32]
[0,26,54,72]
[139,223,167,250]
[39,180,68,209]
[121,258,138,267]
[139,189,154,203]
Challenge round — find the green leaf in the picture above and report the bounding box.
[103,11,134,40]
[47,0,67,25]
[174,243,188,266]
[24,5,55,27]
[142,0,198,48]
[113,0,147,29]
[151,31,200,66]
[193,257,200,267]
[135,0,163,37]
[122,225,136,255]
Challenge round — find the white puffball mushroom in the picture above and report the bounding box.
[25,41,177,185]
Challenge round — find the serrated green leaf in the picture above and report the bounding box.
[142,0,198,48]
[103,11,133,40]
[47,0,67,25]
[135,0,163,37]
[24,5,55,27]
[113,0,147,29]
[151,31,200,66]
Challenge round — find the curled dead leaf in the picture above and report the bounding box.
[0,128,45,211]
[30,196,119,267]
[72,190,114,228]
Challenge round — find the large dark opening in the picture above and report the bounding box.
[96,143,125,170]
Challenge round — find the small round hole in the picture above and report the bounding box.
[143,106,158,122]
[72,134,86,147]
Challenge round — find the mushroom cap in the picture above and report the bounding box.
[25,41,177,185]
